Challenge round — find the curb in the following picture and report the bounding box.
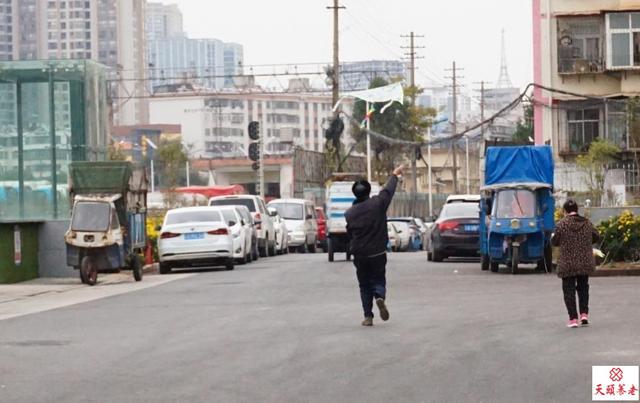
[143,263,158,274]
[591,268,640,277]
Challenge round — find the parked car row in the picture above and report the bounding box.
[157,195,329,273]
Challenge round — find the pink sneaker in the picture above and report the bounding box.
[567,319,579,328]
[580,313,589,326]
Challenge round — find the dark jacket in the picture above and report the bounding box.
[345,175,398,257]
[551,214,601,278]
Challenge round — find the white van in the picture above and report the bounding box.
[209,195,276,257]
[268,198,318,253]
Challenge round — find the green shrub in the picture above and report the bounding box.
[597,210,640,262]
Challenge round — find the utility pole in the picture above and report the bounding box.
[401,32,424,215]
[327,0,345,117]
[474,80,490,188]
[446,61,464,194]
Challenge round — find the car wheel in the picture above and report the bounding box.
[225,259,234,271]
[432,248,445,262]
[328,238,334,262]
[159,262,172,274]
[427,251,432,261]
[308,241,317,253]
[259,243,267,258]
[268,240,276,256]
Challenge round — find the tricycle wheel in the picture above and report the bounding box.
[490,259,499,272]
[327,238,334,262]
[511,246,519,274]
[346,252,351,261]
[131,254,143,282]
[81,256,98,286]
[481,254,490,271]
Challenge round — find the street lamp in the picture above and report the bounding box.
[143,137,158,193]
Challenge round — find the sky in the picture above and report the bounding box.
[164,0,533,95]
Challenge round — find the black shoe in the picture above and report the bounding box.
[376,298,389,321]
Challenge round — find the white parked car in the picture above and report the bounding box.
[387,222,401,252]
[217,206,253,265]
[158,207,234,274]
[390,221,412,252]
[209,195,277,257]
[268,207,289,255]
[268,198,317,253]
[235,205,259,261]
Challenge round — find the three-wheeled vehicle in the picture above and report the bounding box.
[479,146,555,274]
[64,161,148,285]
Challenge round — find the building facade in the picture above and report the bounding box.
[145,2,184,41]
[0,0,147,125]
[148,87,351,159]
[340,60,406,91]
[532,0,640,194]
[147,37,244,91]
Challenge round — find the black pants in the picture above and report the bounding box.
[562,275,589,320]
[354,254,387,318]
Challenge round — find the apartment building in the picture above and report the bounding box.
[533,0,640,155]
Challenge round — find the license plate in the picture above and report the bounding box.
[464,225,479,232]
[184,232,204,240]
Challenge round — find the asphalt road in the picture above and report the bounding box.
[1,252,639,403]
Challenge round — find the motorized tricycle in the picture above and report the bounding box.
[479,146,555,274]
[64,162,148,285]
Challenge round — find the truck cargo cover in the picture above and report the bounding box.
[483,146,554,190]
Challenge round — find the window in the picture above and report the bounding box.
[606,12,640,68]
[567,107,600,152]
[606,101,628,149]
[557,17,603,73]
[494,190,536,219]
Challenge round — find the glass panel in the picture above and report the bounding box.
[54,82,72,218]
[610,13,630,29]
[632,13,640,28]
[495,190,536,219]
[269,203,304,220]
[586,38,600,61]
[71,202,111,232]
[0,83,19,220]
[440,203,480,219]
[165,210,222,225]
[22,82,53,220]
[607,103,627,149]
[584,121,600,146]
[634,33,640,66]
[584,108,600,120]
[611,33,631,67]
[567,109,582,121]
[568,122,582,152]
[209,198,255,211]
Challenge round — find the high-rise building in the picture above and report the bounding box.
[223,42,244,87]
[0,0,147,125]
[146,2,184,41]
[340,60,406,91]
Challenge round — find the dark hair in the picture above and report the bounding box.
[352,179,371,200]
[563,199,578,214]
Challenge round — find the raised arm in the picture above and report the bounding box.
[378,165,403,211]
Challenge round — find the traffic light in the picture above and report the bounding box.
[248,142,260,161]
[248,121,260,140]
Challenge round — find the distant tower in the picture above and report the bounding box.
[496,29,514,89]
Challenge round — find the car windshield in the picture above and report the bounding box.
[210,198,255,212]
[269,203,304,220]
[495,189,536,218]
[165,210,222,225]
[71,202,111,232]
[439,203,479,219]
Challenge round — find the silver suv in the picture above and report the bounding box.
[209,195,277,257]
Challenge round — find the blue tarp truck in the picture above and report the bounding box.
[479,146,555,274]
